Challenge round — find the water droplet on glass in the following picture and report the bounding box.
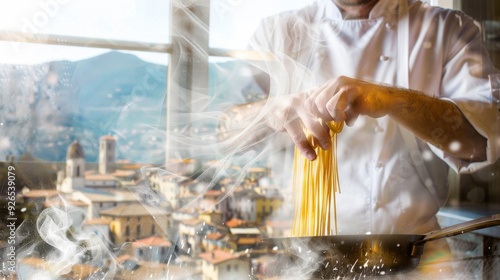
[379,55,389,62]
[449,141,461,152]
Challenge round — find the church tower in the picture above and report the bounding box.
[99,135,116,174]
[58,140,86,193]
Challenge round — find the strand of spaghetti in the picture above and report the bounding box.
[291,121,343,237]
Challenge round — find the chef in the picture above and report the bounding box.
[217,0,500,274]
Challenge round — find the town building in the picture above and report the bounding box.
[265,220,292,238]
[131,236,176,264]
[114,259,199,280]
[198,250,250,280]
[199,190,233,222]
[99,203,169,244]
[232,188,284,224]
[150,172,190,209]
[72,188,139,219]
[17,257,106,280]
[99,135,116,175]
[227,227,263,252]
[58,140,86,193]
[82,218,111,243]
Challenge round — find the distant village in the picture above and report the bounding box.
[2,135,295,279]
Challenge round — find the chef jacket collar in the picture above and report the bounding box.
[319,0,399,20]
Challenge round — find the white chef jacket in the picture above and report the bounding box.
[248,0,500,234]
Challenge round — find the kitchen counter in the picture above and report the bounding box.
[437,204,500,238]
[437,204,500,279]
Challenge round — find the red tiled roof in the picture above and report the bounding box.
[205,232,224,241]
[19,257,101,278]
[181,218,203,226]
[83,218,110,225]
[204,190,222,197]
[199,249,239,265]
[237,237,260,245]
[85,174,116,181]
[132,236,172,248]
[226,218,249,228]
[248,167,267,173]
[22,189,59,198]
[115,254,136,264]
[99,203,167,217]
[112,170,136,177]
[44,199,88,208]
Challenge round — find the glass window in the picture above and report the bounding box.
[0,41,169,164]
[0,0,171,44]
[209,0,316,49]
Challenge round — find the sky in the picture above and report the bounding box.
[0,0,317,65]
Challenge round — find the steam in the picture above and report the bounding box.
[19,204,117,279]
[4,0,499,279]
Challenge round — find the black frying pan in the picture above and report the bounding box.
[264,214,500,278]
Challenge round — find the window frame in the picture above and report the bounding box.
[0,0,273,163]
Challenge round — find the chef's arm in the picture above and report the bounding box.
[310,76,487,162]
[383,87,487,162]
[217,74,488,163]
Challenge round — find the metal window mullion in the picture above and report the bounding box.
[165,0,211,163]
[0,31,172,54]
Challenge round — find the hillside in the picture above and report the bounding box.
[0,51,263,164]
[0,51,168,164]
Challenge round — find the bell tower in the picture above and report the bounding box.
[58,140,86,192]
[99,135,116,174]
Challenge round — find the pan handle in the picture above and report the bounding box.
[415,214,500,246]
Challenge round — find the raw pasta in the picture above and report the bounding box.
[291,121,343,236]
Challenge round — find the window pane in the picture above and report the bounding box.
[0,42,169,164]
[0,0,171,44]
[210,0,316,49]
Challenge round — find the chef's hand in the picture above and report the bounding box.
[267,76,390,160]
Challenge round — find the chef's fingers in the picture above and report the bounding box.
[283,119,317,161]
[313,88,334,121]
[326,86,350,122]
[299,113,332,150]
[344,110,359,127]
[303,94,333,149]
[311,80,342,120]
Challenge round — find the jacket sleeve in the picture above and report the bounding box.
[429,10,500,174]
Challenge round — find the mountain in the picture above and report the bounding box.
[0,51,264,164]
[0,51,168,164]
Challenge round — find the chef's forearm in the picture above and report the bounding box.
[384,87,487,162]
